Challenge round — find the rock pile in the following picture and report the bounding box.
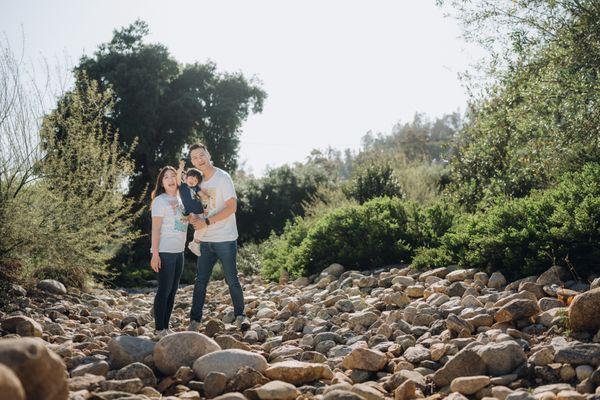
[0,264,599,400]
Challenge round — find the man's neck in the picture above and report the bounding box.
[200,164,216,181]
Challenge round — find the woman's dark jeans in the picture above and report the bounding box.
[190,240,245,322]
[154,252,184,330]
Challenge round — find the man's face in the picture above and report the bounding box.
[190,148,210,169]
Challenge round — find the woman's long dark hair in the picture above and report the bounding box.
[151,166,177,201]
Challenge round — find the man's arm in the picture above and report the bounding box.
[190,197,236,229]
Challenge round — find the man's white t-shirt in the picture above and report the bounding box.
[201,168,238,242]
[151,193,188,253]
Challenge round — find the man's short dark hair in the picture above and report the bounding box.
[189,143,207,155]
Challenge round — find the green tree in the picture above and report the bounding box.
[66,20,266,284]
[236,162,330,243]
[440,0,600,208]
[343,163,404,204]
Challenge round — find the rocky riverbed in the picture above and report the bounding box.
[1,264,600,400]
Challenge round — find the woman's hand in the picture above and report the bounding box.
[151,253,161,272]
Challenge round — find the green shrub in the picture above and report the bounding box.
[260,217,311,281]
[411,247,454,271]
[343,164,404,204]
[259,197,456,280]
[441,163,600,279]
[237,242,262,276]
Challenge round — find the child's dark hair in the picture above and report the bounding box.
[185,168,203,183]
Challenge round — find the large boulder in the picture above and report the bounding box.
[555,343,600,366]
[107,336,155,369]
[432,348,486,387]
[0,337,68,400]
[154,332,220,375]
[341,348,387,371]
[569,288,600,333]
[193,349,268,380]
[0,363,25,400]
[37,279,67,295]
[115,362,157,387]
[1,316,43,337]
[475,342,527,376]
[494,299,540,323]
[450,376,491,395]
[264,360,333,385]
[254,380,301,400]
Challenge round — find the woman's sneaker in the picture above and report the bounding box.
[188,320,201,332]
[187,241,201,256]
[154,329,171,340]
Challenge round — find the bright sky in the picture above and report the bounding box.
[1,0,481,176]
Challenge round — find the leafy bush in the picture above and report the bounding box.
[446,1,600,209]
[260,217,311,281]
[1,73,139,288]
[236,164,330,243]
[260,197,456,280]
[421,164,600,280]
[236,242,262,276]
[343,164,404,204]
[411,247,454,271]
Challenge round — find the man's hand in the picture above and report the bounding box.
[188,214,207,230]
[150,253,161,272]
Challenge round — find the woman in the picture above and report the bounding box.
[150,166,188,338]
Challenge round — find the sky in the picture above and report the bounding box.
[1,0,482,176]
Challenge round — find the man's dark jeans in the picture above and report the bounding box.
[189,240,245,322]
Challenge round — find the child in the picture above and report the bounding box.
[176,160,210,256]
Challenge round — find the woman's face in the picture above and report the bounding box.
[162,170,178,193]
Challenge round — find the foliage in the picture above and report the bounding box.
[342,163,404,204]
[260,197,456,280]
[236,242,262,276]
[443,0,600,209]
[67,20,266,284]
[360,112,461,163]
[236,162,330,243]
[0,68,139,288]
[417,164,600,280]
[31,75,139,286]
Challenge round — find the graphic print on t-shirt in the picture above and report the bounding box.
[168,199,187,233]
[206,188,217,216]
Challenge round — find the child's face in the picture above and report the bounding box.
[186,175,199,187]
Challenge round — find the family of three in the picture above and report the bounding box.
[149,143,249,338]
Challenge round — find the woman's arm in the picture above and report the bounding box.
[150,216,163,272]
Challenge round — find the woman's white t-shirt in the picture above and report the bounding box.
[151,193,188,253]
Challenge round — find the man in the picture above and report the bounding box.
[186,143,250,331]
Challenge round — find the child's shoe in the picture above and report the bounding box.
[187,241,201,256]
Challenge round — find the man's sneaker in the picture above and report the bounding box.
[188,320,201,332]
[234,315,251,331]
[187,241,201,257]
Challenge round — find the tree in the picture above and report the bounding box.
[343,163,404,204]
[440,0,600,209]
[65,20,266,284]
[34,73,139,287]
[236,162,330,243]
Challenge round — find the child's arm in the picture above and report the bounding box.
[176,160,185,187]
